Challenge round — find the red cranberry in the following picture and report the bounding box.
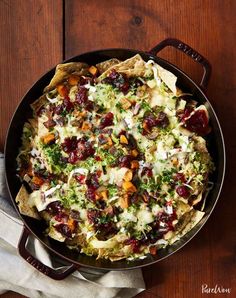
[63,98,74,112]
[174,173,186,183]
[156,111,169,128]
[77,138,95,160]
[46,201,63,215]
[177,107,193,122]
[75,174,86,184]
[125,239,140,253]
[55,224,72,238]
[157,210,177,232]
[61,137,78,153]
[118,155,133,168]
[184,109,209,136]
[142,167,153,177]
[120,81,130,94]
[68,151,78,164]
[102,69,130,94]
[176,185,190,198]
[143,113,157,130]
[86,173,100,190]
[76,87,88,104]
[99,112,114,129]
[87,209,100,224]
[55,213,69,223]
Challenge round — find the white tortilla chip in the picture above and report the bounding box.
[96,58,121,74]
[48,226,65,242]
[44,62,89,92]
[16,185,40,220]
[169,209,205,244]
[98,54,146,80]
[155,64,177,94]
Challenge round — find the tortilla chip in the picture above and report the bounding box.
[44,62,89,92]
[30,94,47,114]
[155,64,177,94]
[192,136,208,152]
[48,226,65,242]
[98,54,146,80]
[96,58,121,74]
[169,209,205,244]
[15,185,40,219]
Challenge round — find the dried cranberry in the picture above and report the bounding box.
[55,224,72,238]
[46,201,62,215]
[95,155,101,161]
[108,69,119,80]
[156,111,169,128]
[68,151,78,164]
[86,187,96,201]
[87,209,100,224]
[102,69,130,94]
[63,98,74,112]
[99,112,114,129]
[142,167,153,177]
[184,109,209,136]
[86,174,100,201]
[157,210,177,232]
[86,173,100,190]
[120,81,130,94]
[76,87,88,104]
[125,239,140,253]
[61,137,78,153]
[77,138,95,160]
[55,213,69,223]
[75,174,86,184]
[118,155,133,168]
[54,104,63,115]
[176,185,190,198]
[143,113,157,130]
[177,107,193,122]
[174,173,186,183]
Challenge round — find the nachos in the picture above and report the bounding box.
[16,55,214,261]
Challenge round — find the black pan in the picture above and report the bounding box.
[4,38,225,279]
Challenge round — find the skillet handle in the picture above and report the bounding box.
[18,228,78,280]
[149,38,212,89]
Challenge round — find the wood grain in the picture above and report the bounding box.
[65,1,236,297]
[0,0,63,151]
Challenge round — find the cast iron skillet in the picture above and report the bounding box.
[5,38,225,279]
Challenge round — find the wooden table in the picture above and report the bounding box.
[0,1,235,297]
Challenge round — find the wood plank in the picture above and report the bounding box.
[65,1,236,297]
[0,0,63,151]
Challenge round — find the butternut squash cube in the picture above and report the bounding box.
[122,181,137,193]
[88,65,98,76]
[120,135,128,144]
